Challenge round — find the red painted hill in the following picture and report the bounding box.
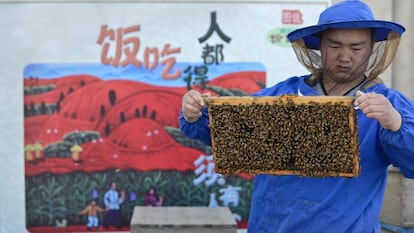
[24,74,101,105]
[26,118,205,176]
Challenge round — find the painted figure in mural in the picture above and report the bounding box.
[144,187,163,206]
[103,182,125,229]
[180,0,414,232]
[78,199,104,231]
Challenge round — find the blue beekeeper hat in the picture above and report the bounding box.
[287,0,405,50]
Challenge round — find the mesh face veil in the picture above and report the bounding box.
[286,0,405,90]
[290,30,402,88]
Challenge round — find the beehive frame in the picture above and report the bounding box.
[204,95,360,178]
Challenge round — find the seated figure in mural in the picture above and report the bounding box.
[144,187,164,206]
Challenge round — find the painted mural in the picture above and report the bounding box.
[24,60,265,232]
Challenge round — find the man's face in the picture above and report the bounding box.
[320,28,373,84]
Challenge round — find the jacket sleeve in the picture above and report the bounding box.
[179,107,212,146]
[104,192,110,206]
[380,91,414,178]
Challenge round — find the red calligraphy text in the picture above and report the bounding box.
[97,25,181,80]
[282,10,303,25]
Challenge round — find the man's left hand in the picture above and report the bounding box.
[355,90,402,131]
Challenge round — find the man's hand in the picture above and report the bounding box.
[181,90,210,123]
[354,90,402,131]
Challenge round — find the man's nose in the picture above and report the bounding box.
[338,48,352,62]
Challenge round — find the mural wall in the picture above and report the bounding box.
[24,62,264,232]
[0,1,328,232]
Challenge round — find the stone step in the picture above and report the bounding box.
[130,206,237,233]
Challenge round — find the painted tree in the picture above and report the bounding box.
[109,89,117,106]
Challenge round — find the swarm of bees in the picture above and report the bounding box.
[205,96,360,178]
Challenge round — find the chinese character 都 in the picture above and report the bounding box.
[201,43,224,65]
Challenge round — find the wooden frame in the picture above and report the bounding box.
[205,95,360,177]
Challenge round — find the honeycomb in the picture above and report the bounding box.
[204,95,360,178]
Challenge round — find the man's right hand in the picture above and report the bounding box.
[181,90,209,123]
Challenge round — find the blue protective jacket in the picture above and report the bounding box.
[179,75,414,233]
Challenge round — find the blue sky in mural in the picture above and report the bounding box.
[23,62,266,87]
